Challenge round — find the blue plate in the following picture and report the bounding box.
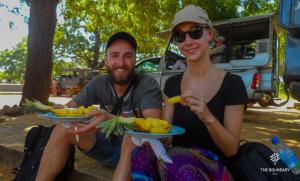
[38,112,92,123]
[125,126,185,139]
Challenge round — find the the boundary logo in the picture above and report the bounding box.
[270,152,280,165]
[260,152,290,175]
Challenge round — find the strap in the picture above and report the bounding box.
[111,74,140,115]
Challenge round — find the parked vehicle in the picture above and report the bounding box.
[53,68,99,97]
[279,0,300,101]
[136,13,284,107]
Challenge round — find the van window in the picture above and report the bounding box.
[165,41,185,70]
[135,58,160,73]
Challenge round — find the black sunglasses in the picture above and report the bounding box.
[173,26,207,43]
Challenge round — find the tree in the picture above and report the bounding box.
[0,38,27,83]
[240,0,279,16]
[21,0,60,105]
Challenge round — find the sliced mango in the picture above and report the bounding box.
[168,96,181,104]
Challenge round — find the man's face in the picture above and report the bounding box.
[105,39,136,85]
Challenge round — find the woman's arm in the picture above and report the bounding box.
[112,108,162,181]
[204,105,244,157]
[182,90,244,157]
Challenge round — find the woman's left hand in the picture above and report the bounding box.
[181,90,215,124]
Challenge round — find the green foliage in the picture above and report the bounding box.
[0,38,27,82]
[240,0,279,16]
[54,0,242,70]
[1,0,281,82]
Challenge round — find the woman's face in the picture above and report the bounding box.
[174,22,213,62]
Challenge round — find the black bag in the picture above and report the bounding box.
[12,125,75,181]
[234,142,298,181]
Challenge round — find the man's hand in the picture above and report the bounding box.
[73,109,114,134]
[52,104,67,109]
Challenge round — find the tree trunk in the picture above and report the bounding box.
[21,0,59,105]
[91,29,100,69]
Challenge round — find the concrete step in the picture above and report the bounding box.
[0,114,113,180]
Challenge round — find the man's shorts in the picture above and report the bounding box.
[83,132,122,167]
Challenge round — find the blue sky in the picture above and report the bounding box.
[0,0,29,51]
[0,0,64,51]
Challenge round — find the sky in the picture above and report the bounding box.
[0,0,29,51]
[0,0,64,51]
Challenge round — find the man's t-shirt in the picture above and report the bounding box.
[74,74,162,117]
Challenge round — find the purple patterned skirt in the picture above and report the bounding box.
[131,145,232,181]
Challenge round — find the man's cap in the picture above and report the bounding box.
[106,32,137,50]
[215,35,225,42]
[171,4,213,32]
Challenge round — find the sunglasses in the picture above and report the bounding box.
[172,26,208,43]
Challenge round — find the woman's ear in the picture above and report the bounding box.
[207,29,214,42]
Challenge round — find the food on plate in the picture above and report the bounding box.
[97,117,171,137]
[24,99,95,117]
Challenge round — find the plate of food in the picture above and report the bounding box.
[38,112,92,123]
[97,117,185,138]
[125,125,185,139]
[23,99,95,123]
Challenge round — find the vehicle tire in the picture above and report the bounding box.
[258,95,272,107]
[66,88,73,97]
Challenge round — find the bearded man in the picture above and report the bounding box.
[36,32,162,181]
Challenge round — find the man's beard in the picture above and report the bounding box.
[108,68,135,85]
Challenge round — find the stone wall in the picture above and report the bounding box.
[0,84,23,92]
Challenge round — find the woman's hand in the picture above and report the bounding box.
[73,109,114,134]
[181,90,215,124]
[161,137,173,149]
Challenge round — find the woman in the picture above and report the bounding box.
[113,4,248,181]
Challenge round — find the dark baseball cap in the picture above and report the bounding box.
[106,32,137,51]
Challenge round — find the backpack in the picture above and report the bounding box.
[11,125,75,181]
[233,142,299,181]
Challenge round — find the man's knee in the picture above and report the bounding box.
[51,125,76,145]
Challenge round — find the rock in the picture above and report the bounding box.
[3,105,23,116]
[0,116,6,123]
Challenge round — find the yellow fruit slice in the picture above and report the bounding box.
[133,117,171,133]
[150,126,170,134]
[168,96,181,104]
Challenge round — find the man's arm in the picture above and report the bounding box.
[65,99,78,108]
[53,99,78,109]
[209,44,225,55]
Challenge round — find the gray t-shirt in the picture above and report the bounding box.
[74,74,162,117]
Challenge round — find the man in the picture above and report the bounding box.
[36,32,162,181]
[172,59,187,71]
[210,35,226,63]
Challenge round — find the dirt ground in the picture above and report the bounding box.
[241,109,300,156]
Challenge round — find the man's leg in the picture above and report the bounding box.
[35,125,96,181]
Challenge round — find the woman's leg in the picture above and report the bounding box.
[159,147,232,181]
[113,135,136,181]
[131,144,161,181]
